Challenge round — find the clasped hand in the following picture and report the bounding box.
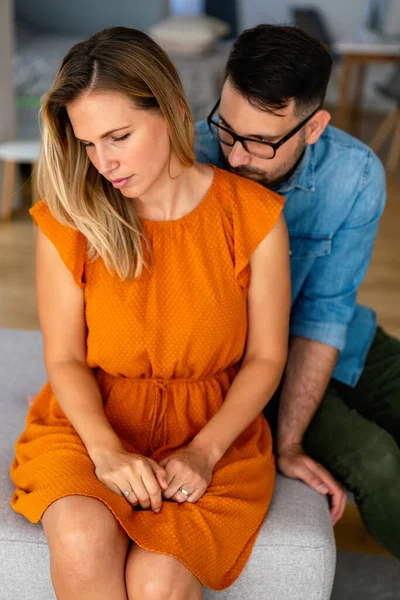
[93,445,213,513]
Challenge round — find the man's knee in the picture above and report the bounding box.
[334,427,400,501]
[353,434,400,491]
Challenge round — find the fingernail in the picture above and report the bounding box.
[154,508,161,513]
[318,484,329,493]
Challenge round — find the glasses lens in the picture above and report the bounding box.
[209,117,276,159]
[209,121,235,146]
[244,139,275,159]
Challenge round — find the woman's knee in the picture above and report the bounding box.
[130,576,178,600]
[126,548,202,600]
[42,495,129,576]
[129,579,201,600]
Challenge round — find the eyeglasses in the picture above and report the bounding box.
[207,99,322,159]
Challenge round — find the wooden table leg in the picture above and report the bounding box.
[335,55,353,131]
[1,160,16,221]
[31,162,39,205]
[387,111,400,171]
[351,62,366,137]
[370,108,397,152]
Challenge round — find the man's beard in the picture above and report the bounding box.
[223,133,306,189]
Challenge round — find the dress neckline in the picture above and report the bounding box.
[140,165,218,227]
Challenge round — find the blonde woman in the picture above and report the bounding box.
[10,27,290,600]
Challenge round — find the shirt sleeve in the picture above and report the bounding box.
[30,201,86,289]
[229,176,285,288]
[290,151,386,350]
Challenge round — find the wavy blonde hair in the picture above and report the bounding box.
[37,27,195,279]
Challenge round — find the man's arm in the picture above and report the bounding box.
[278,337,338,454]
[277,336,345,524]
[277,150,386,524]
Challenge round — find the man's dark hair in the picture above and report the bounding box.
[225,24,332,115]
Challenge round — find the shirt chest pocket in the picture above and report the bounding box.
[289,235,332,259]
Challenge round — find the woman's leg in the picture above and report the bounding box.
[125,545,203,600]
[42,495,130,600]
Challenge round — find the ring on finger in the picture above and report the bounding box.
[123,490,130,498]
[180,487,190,497]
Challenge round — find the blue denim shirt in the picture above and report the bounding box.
[195,121,386,386]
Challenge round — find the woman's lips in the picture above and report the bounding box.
[110,175,133,189]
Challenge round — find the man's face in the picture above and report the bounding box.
[218,81,309,188]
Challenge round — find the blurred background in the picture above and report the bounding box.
[0,1,399,597]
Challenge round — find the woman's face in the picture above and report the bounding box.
[67,90,171,198]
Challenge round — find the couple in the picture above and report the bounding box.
[10,22,399,600]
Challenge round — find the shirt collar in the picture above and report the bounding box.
[273,144,316,195]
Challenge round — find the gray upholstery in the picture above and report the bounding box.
[0,329,336,599]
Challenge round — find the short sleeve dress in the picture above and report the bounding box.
[10,166,285,591]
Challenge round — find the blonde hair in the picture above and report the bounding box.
[37,27,195,279]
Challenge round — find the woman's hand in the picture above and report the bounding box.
[91,446,168,513]
[160,445,215,504]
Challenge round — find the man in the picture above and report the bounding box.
[196,24,400,558]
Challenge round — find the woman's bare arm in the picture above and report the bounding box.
[190,213,291,464]
[36,228,167,511]
[36,228,122,456]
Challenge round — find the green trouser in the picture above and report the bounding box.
[266,326,400,559]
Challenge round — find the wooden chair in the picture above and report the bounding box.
[370,61,400,171]
[291,7,336,57]
[0,140,41,221]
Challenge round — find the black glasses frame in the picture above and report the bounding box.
[207,99,322,159]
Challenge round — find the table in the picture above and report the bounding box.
[333,40,400,132]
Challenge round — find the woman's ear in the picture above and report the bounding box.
[305,110,331,145]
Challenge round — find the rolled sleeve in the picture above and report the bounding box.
[290,318,348,350]
[290,151,386,350]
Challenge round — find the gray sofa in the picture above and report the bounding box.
[0,329,336,599]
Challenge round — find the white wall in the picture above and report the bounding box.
[238,0,365,40]
[0,0,16,215]
[237,0,397,111]
[0,0,15,142]
[15,0,167,35]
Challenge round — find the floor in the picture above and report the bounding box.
[1,110,400,593]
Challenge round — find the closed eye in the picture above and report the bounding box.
[110,133,130,143]
[81,133,130,148]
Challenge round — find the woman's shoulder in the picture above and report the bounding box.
[30,200,87,289]
[207,167,285,288]
[210,166,284,220]
[30,200,86,240]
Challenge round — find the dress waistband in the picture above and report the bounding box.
[96,366,237,388]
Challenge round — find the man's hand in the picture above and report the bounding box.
[277,443,346,525]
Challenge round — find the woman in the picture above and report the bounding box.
[10,27,290,600]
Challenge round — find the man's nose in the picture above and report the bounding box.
[227,141,252,168]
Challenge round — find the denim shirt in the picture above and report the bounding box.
[195,121,386,386]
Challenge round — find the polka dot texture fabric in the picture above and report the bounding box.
[11,167,284,590]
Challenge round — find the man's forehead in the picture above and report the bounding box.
[219,85,296,136]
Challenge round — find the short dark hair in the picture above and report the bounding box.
[225,24,332,115]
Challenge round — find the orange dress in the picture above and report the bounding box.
[10,166,284,590]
